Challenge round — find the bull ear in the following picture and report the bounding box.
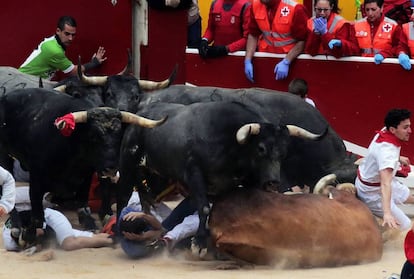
[236,123,261,144]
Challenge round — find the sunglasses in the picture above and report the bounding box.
[315,8,331,12]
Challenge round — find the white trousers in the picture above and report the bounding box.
[3,208,92,251]
[356,177,412,231]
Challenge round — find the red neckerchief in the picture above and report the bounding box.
[375,129,402,147]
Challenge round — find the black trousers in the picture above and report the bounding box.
[401,261,414,279]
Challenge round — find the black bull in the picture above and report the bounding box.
[139,85,358,191]
[61,68,177,219]
[117,101,327,252]
[0,65,176,221]
[0,88,164,238]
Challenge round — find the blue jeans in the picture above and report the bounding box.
[162,197,197,231]
[120,238,152,258]
[401,260,414,279]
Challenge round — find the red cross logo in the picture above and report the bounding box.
[281,6,290,16]
[382,23,392,32]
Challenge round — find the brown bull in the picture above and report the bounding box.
[209,187,382,268]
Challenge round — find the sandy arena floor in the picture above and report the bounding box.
[0,206,410,279]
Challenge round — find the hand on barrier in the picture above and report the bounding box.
[198,39,209,58]
[398,53,412,70]
[274,58,290,80]
[207,45,228,58]
[328,39,342,49]
[374,53,384,65]
[244,59,254,83]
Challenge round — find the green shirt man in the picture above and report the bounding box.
[19,35,74,79]
[18,15,106,80]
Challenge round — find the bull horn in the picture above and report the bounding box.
[72,111,88,123]
[53,85,67,92]
[79,72,108,86]
[236,123,261,144]
[121,111,167,128]
[286,125,326,140]
[139,64,178,91]
[313,174,337,194]
[117,49,133,75]
[77,55,108,85]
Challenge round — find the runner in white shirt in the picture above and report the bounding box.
[355,108,414,231]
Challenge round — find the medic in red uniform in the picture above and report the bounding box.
[198,0,251,58]
[305,0,360,58]
[354,0,401,64]
[244,0,309,81]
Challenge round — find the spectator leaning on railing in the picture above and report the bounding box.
[397,4,414,70]
[305,0,360,58]
[244,0,309,82]
[354,0,401,65]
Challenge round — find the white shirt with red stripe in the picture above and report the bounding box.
[355,129,411,231]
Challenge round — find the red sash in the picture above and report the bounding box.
[357,169,380,187]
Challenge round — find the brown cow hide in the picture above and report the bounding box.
[209,188,382,268]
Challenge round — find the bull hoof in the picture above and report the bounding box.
[190,238,208,259]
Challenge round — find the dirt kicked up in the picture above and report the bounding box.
[0,208,409,279]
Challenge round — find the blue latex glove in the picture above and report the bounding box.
[328,39,342,49]
[374,53,384,64]
[244,59,254,83]
[274,58,290,80]
[313,17,327,35]
[411,0,414,7]
[398,53,412,70]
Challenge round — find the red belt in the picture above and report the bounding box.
[357,169,381,187]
